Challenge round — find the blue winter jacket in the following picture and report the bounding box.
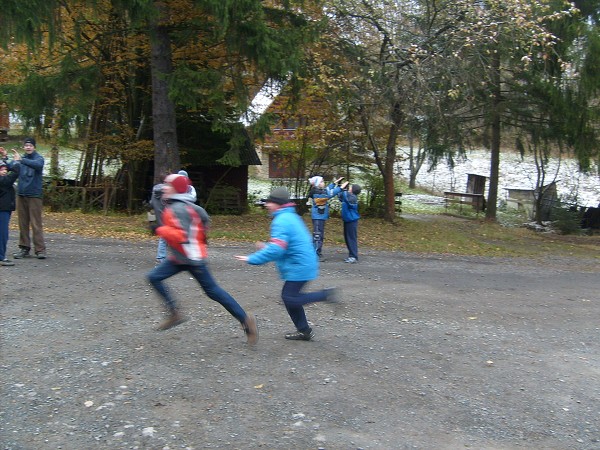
[247,204,318,281]
[308,182,342,220]
[338,190,360,222]
[16,151,45,197]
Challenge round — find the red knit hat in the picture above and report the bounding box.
[164,174,190,194]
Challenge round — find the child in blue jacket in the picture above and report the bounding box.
[338,184,361,263]
[235,187,338,341]
[307,175,343,260]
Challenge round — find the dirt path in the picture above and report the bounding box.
[1,232,599,449]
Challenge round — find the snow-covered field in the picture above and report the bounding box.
[250,149,599,209]
[46,146,598,208]
[36,147,120,179]
[397,149,600,208]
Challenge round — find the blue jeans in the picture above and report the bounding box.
[147,259,247,323]
[281,281,328,332]
[156,237,167,260]
[0,211,11,260]
[312,219,325,255]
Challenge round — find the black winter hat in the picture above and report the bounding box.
[352,184,362,195]
[23,137,36,147]
[266,187,290,205]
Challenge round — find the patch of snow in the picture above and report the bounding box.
[397,149,600,208]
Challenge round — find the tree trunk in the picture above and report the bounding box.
[408,133,416,189]
[407,133,424,189]
[486,50,501,221]
[383,101,403,222]
[150,1,179,183]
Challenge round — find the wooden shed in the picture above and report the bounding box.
[466,173,487,196]
[505,182,557,220]
[177,120,261,214]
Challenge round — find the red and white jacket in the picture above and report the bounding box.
[156,196,210,265]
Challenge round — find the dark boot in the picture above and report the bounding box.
[285,328,315,341]
[243,314,259,345]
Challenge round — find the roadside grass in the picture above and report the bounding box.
[5,139,597,258]
[22,206,599,259]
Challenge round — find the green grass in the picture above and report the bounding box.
[31,207,599,260]
[4,142,595,259]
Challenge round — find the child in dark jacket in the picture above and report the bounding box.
[338,184,361,263]
[0,154,20,266]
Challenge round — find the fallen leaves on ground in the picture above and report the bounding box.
[9,209,600,258]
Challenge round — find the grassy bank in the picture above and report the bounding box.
[21,208,599,259]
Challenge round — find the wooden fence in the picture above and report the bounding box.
[46,184,116,212]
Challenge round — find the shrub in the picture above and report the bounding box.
[549,205,583,235]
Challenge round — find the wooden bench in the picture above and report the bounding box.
[444,191,485,213]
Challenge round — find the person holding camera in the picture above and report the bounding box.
[0,148,21,266]
[338,183,361,263]
[307,175,343,261]
[12,137,47,259]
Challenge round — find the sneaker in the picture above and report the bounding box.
[1,259,15,266]
[13,249,30,259]
[324,287,340,304]
[243,314,259,345]
[285,329,315,341]
[157,311,187,331]
[36,252,46,259]
[324,287,342,314]
[344,257,357,263]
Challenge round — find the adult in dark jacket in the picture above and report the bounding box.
[13,137,46,259]
[235,187,339,341]
[0,155,20,266]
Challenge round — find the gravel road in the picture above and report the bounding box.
[1,231,599,449]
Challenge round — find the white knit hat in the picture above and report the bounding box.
[309,176,324,186]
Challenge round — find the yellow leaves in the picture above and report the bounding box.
[447,88,461,100]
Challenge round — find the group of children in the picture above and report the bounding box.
[307,175,361,263]
[147,173,362,346]
[4,141,356,346]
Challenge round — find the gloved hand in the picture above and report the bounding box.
[149,223,160,235]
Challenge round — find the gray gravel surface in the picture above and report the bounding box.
[1,231,599,449]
